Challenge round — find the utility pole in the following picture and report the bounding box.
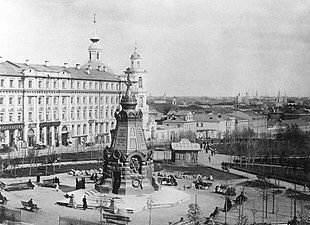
[262,187,265,224]
[97,194,107,224]
[224,181,228,224]
[147,195,154,225]
[294,183,297,218]
[272,188,275,214]
[265,187,268,218]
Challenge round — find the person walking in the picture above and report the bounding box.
[55,182,59,192]
[69,194,77,208]
[208,155,211,162]
[82,195,87,210]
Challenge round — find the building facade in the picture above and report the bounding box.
[0,19,149,149]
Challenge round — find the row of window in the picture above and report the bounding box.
[0,105,117,123]
[0,78,125,91]
[71,122,114,136]
[0,112,22,123]
[0,95,119,106]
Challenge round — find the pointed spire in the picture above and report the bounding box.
[90,13,100,43]
[134,40,138,53]
[130,40,141,60]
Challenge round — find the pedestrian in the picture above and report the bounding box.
[55,182,59,192]
[208,155,211,162]
[36,174,41,183]
[81,178,85,189]
[82,195,87,210]
[69,194,77,208]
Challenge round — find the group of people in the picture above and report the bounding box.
[68,194,87,210]
[223,191,248,212]
[75,178,86,190]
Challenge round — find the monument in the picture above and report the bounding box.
[95,68,159,195]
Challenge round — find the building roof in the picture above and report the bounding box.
[229,111,266,120]
[193,114,223,122]
[167,110,191,117]
[0,61,120,81]
[163,117,186,124]
[171,139,201,151]
[175,110,192,116]
[81,61,114,74]
[0,62,22,75]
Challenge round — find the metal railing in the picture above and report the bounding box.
[0,144,105,160]
[59,216,114,225]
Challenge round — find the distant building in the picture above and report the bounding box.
[267,119,310,138]
[164,110,196,131]
[194,113,236,139]
[228,111,267,138]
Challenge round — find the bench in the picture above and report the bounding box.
[102,213,131,225]
[5,182,34,191]
[42,179,57,188]
[256,175,268,182]
[222,165,230,172]
[0,181,6,190]
[21,201,40,212]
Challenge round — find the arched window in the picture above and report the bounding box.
[137,61,140,68]
[139,96,143,107]
[77,125,81,135]
[138,77,143,88]
[97,52,100,60]
[89,124,92,135]
[83,124,87,134]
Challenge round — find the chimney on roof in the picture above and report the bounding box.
[45,60,49,67]
[98,65,102,71]
[64,62,68,69]
[88,65,92,71]
[103,66,106,72]
[76,64,80,70]
[26,59,30,65]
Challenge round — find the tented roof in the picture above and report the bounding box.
[171,139,201,151]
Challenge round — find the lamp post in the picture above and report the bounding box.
[147,195,154,225]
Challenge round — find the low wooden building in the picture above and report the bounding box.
[171,139,201,165]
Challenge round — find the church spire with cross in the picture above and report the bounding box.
[88,13,102,64]
[90,13,100,43]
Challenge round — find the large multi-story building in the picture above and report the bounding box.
[0,18,149,149]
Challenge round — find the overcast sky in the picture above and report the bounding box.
[1,0,310,97]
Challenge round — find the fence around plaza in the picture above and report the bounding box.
[59,216,119,225]
[0,144,104,160]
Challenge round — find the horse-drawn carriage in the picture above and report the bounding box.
[158,175,178,186]
[215,184,236,196]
